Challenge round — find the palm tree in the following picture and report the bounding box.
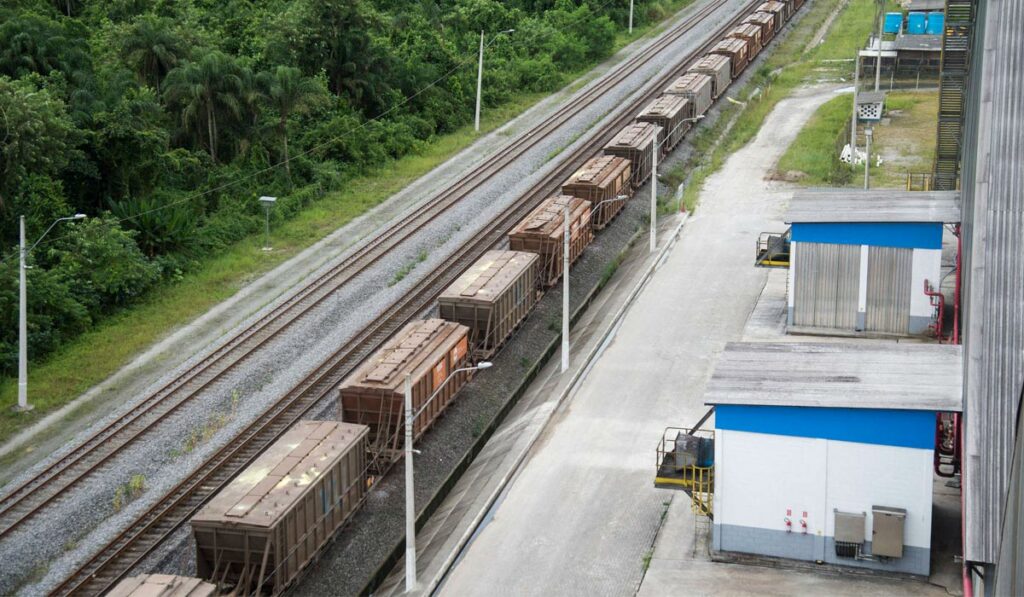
[258,66,320,182]
[122,16,186,91]
[162,52,247,163]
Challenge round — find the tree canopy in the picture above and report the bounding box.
[0,0,674,376]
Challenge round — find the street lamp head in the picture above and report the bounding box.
[476,361,493,369]
[72,213,86,220]
[259,195,277,205]
[503,29,515,34]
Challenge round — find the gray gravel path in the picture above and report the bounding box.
[0,1,751,594]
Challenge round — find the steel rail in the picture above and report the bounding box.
[51,0,777,593]
[0,0,726,541]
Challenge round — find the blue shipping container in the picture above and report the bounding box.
[907,11,927,34]
[926,12,945,35]
[884,12,903,34]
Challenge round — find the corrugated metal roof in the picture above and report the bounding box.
[690,53,731,71]
[605,122,659,150]
[343,319,467,389]
[638,94,689,119]
[704,342,963,411]
[908,0,946,10]
[784,189,961,223]
[895,34,943,52]
[960,0,1024,566]
[511,195,589,238]
[564,155,630,187]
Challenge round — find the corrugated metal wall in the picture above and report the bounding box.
[865,246,913,334]
[959,0,1024,568]
[792,242,859,330]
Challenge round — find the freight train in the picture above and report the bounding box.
[107,2,805,596]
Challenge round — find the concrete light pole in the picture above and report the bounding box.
[562,204,570,373]
[851,55,860,160]
[18,213,86,411]
[864,127,873,190]
[404,361,492,591]
[475,29,515,132]
[259,196,276,251]
[874,0,884,92]
[629,0,634,33]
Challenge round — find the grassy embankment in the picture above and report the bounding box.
[662,0,897,211]
[0,1,696,447]
[775,90,938,187]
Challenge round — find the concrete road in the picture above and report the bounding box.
[439,86,843,596]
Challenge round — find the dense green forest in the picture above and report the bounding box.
[0,0,676,377]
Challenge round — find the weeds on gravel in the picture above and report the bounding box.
[171,391,240,458]
[112,474,146,512]
[390,250,429,286]
[519,357,532,370]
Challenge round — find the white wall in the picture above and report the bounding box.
[717,429,933,548]
[825,440,933,549]
[910,248,943,320]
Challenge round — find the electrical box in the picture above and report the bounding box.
[871,506,906,558]
[834,510,866,558]
[834,510,866,543]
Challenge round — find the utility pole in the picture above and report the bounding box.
[864,127,873,190]
[851,55,860,162]
[561,204,570,373]
[404,373,416,592]
[17,216,28,411]
[475,30,484,132]
[650,140,658,253]
[629,0,634,33]
[874,0,884,92]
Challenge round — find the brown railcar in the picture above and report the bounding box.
[664,73,714,118]
[108,575,216,597]
[603,122,661,188]
[757,1,788,31]
[509,195,593,286]
[338,319,470,457]
[743,12,776,44]
[793,0,804,10]
[727,23,764,59]
[636,94,693,152]
[561,155,633,228]
[191,421,369,596]
[687,54,732,99]
[709,38,750,78]
[438,250,539,358]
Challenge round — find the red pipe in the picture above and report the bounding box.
[923,279,945,343]
[953,224,962,345]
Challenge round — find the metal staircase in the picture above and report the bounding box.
[932,0,976,190]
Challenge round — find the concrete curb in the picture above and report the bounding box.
[424,212,690,595]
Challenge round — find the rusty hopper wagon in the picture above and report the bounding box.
[636,94,692,152]
[687,54,732,99]
[191,421,369,596]
[603,122,660,188]
[561,155,632,228]
[709,38,749,78]
[664,73,713,118]
[509,195,593,287]
[743,12,776,44]
[439,250,539,358]
[338,318,470,459]
[757,1,788,31]
[728,23,764,59]
[108,575,216,597]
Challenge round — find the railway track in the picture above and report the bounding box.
[47,0,766,593]
[0,0,723,543]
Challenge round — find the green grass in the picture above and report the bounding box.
[0,1,697,448]
[777,90,938,187]
[776,93,853,183]
[679,0,895,210]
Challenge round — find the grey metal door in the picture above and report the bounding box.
[793,242,860,331]
[866,246,913,334]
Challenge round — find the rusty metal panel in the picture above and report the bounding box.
[792,242,860,331]
[865,246,912,335]
[688,54,732,99]
[508,195,594,285]
[603,122,660,188]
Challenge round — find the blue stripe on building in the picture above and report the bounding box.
[790,222,943,249]
[715,405,935,449]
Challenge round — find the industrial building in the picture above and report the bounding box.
[783,190,959,337]
[705,343,961,576]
